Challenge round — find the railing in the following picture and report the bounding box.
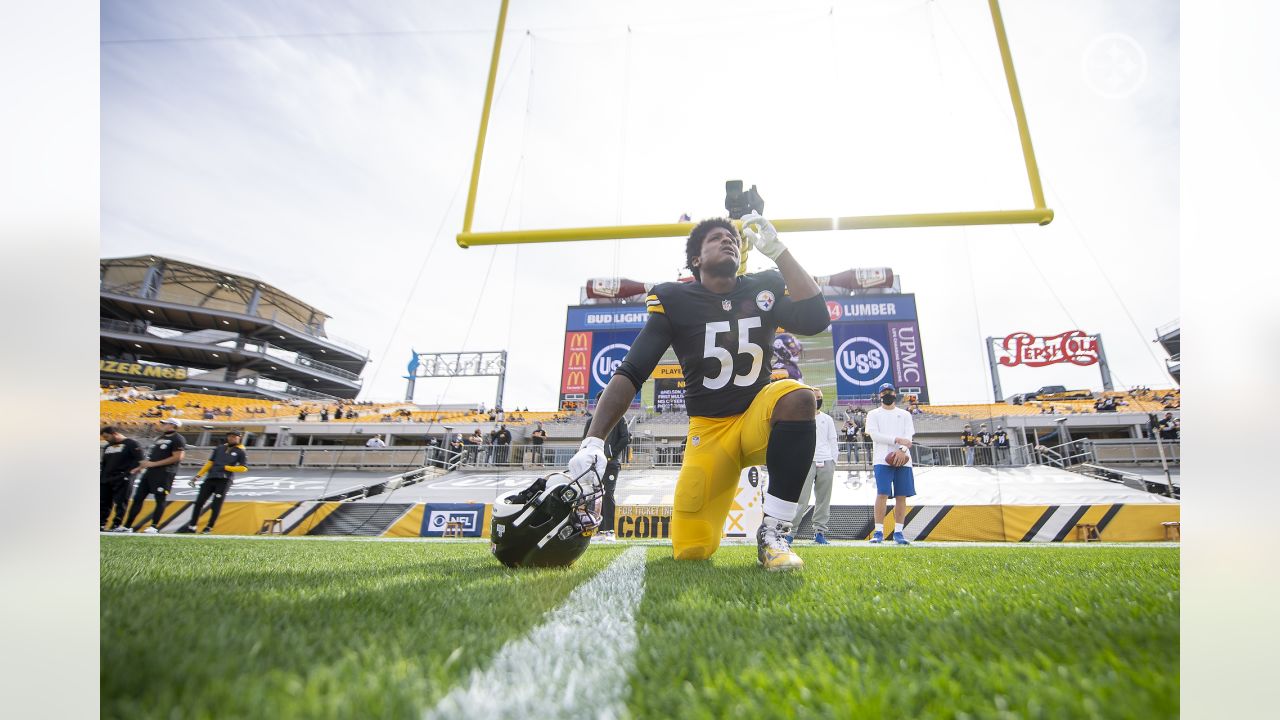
[174,438,1062,473]
[102,319,361,384]
[179,446,443,470]
[445,440,1039,470]
[1085,439,1180,466]
[1033,440,1095,468]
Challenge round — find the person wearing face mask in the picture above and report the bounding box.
[865,383,916,545]
[787,387,839,545]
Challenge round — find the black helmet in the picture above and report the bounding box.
[490,468,604,568]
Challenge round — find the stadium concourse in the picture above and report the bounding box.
[100,387,1180,543]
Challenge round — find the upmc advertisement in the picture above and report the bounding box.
[560,294,929,409]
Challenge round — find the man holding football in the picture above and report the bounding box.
[865,382,916,545]
[569,213,830,570]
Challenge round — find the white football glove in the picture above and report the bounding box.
[568,437,607,483]
[739,211,787,261]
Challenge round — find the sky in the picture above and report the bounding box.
[100,0,1179,408]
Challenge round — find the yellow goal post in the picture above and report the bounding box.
[456,0,1052,249]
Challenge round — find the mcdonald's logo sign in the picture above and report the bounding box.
[563,370,587,393]
[562,332,593,393]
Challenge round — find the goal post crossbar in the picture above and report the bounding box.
[457,0,1052,249]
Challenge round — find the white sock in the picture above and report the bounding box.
[762,494,798,522]
[874,523,884,533]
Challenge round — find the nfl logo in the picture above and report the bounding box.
[722,299,733,311]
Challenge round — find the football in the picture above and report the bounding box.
[885,450,910,467]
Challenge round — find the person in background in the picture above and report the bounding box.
[788,387,838,545]
[993,425,1011,465]
[961,424,978,466]
[100,426,143,532]
[366,435,387,448]
[448,435,465,470]
[865,383,916,545]
[116,418,187,533]
[977,423,992,466]
[182,430,248,534]
[529,421,548,467]
[466,429,484,465]
[495,424,513,465]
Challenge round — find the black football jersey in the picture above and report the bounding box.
[617,271,828,417]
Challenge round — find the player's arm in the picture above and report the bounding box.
[571,312,671,478]
[740,213,828,334]
[224,448,248,473]
[127,441,144,472]
[901,414,916,448]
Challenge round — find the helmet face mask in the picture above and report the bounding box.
[490,467,605,568]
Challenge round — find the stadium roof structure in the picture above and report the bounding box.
[101,255,368,400]
[102,255,334,337]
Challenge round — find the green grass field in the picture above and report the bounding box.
[101,538,1177,719]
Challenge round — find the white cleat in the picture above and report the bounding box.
[757,516,804,571]
[142,527,159,534]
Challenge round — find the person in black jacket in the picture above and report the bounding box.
[182,430,249,534]
[100,426,143,531]
[586,391,632,542]
[117,418,187,533]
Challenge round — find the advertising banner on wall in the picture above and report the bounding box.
[560,332,591,395]
[654,378,686,412]
[588,330,640,400]
[420,503,485,537]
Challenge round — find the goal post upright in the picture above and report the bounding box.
[456,0,1052,249]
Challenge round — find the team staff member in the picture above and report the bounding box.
[182,430,249,534]
[529,422,548,467]
[569,213,831,570]
[866,383,916,545]
[100,426,143,531]
[117,418,187,533]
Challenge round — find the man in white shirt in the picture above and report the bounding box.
[365,435,387,448]
[788,387,840,545]
[865,382,916,545]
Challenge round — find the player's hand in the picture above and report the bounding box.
[739,212,787,261]
[568,437,607,483]
[895,438,913,448]
[188,476,201,488]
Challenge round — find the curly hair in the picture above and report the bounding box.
[685,217,737,281]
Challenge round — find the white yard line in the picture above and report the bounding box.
[424,546,647,720]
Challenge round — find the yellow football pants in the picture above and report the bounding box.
[671,379,810,560]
